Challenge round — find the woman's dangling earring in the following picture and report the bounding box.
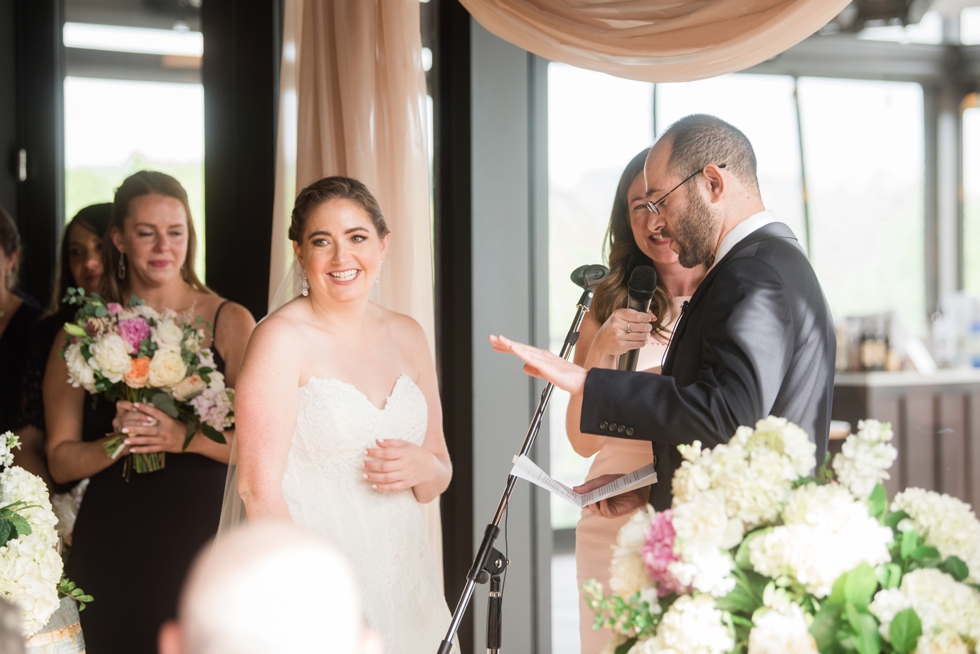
[301,270,309,297]
[376,260,384,287]
[117,253,127,280]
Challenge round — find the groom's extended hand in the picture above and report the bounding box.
[488,335,587,395]
[573,474,650,518]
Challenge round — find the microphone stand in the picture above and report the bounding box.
[437,270,604,654]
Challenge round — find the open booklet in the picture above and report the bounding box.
[510,455,657,508]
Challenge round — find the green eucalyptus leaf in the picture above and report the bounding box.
[151,393,179,419]
[94,305,108,318]
[939,556,969,582]
[910,545,940,562]
[889,608,922,654]
[845,562,879,610]
[809,602,843,651]
[875,563,902,590]
[901,528,918,560]
[868,484,888,520]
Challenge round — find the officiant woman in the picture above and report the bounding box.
[43,171,256,654]
[564,148,705,653]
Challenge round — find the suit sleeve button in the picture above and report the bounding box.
[609,423,617,431]
[599,421,608,430]
[617,425,625,434]
[626,427,634,436]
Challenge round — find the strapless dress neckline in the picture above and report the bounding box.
[301,373,415,411]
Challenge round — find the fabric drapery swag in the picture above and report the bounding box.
[459,0,852,83]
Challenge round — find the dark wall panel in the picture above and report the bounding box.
[13,0,64,305]
[201,0,279,319]
[0,0,17,220]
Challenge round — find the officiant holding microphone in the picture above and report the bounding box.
[491,114,836,514]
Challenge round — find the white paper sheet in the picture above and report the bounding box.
[509,455,657,508]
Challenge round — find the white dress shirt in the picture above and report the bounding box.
[710,209,777,271]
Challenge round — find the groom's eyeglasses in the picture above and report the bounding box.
[646,163,727,215]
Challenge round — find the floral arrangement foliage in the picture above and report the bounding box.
[584,418,980,654]
[0,432,91,636]
[60,289,234,473]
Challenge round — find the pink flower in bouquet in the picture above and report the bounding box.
[84,317,110,338]
[107,302,123,316]
[642,509,686,597]
[117,317,151,353]
[190,388,234,431]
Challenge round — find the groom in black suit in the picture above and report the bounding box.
[491,114,835,513]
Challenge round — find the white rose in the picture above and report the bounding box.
[154,319,184,348]
[172,374,207,401]
[89,333,131,383]
[149,347,188,389]
[64,342,97,393]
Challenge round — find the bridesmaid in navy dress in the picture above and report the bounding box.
[44,171,255,653]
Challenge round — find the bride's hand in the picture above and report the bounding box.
[363,439,436,492]
[115,401,188,454]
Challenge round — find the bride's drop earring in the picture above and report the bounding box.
[376,260,384,287]
[118,253,127,280]
[301,270,309,296]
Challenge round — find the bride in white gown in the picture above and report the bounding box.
[233,176,457,653]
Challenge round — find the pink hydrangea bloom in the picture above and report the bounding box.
[107,303,123,316]
[117,317,151,353]
[641,509,686,597]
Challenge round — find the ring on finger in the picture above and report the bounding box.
[625,322,632,334]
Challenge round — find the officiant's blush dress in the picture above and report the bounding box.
[280,374,457,654]
[576,296,687,654]
[66,344,229,654]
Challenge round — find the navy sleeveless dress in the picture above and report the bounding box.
[67,303,231,653]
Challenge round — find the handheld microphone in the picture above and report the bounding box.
[617,265,657,371]
[570,264,609,290]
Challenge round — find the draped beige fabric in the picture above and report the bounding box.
[459,0,851,83]
[270,0,443,586]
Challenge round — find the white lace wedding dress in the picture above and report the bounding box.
[281,374,457,654]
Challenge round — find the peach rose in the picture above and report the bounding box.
[124,357,151,388]
[172,374,207,401]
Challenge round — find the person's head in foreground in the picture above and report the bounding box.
[644,113,764,269]
[159,521,383,654]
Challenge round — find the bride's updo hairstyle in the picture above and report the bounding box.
[103,170,209,303]
[289,176,390,243]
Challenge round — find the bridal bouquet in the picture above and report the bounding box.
[0,431,91,635]
[584,417,980,654]
[60,289,233,474]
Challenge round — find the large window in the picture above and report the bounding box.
[797,78,926,335]
[63,24,206,276]
[965,106,980,295]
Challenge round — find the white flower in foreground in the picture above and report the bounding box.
[869,569,980,650]
[0,432,19,468]
[609,506,654,598]
[892,488,980,584]
[0,467,58,546]
[64,341,97,393]
[640,595,734,654]
[672,417,815,533]
[153,318,184,348]
[669,490,738,597]
[913,628,971,654]
[0,533,63,635]
[149,346,188,389]
[748,603,819,654]
[832,420,898,500]
[749,483,892,597]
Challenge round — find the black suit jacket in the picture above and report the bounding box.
[580,222,835,511]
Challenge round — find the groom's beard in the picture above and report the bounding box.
[664,190,716,269]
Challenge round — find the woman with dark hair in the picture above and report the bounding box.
[44,171,256,654]
[11,203,111,490]
[0,207,45,435]
[565,149,707,653]
[233,176,456,653]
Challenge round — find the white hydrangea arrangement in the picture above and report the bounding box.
[583,417,980,654]
[0,432,91,636]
